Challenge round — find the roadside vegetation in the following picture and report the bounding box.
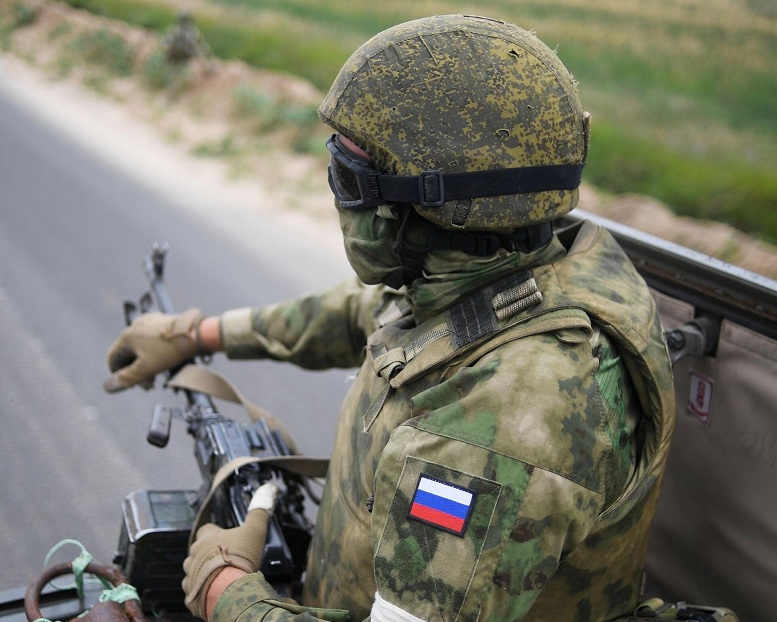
[2,0,776,245]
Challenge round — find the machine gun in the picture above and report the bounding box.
[112,244,316,614]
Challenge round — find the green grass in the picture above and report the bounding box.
[232,85,317,127]
[587,120,777,241]
[192,134,238,158]
[64,0,174,30]
[231,84,326,154]
[49,0,777,243]
[66,28,135,75]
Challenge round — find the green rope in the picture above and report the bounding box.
[42,539,109,597]
[31,539,141,622]
[99,583,141,605]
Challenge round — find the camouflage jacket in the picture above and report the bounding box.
[214,221,675,622]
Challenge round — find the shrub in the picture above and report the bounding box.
[67,29,134,76]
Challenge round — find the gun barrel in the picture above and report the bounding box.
[143,247,176,315]
[116,245,306,605]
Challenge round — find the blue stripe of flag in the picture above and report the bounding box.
[412,489,470,519]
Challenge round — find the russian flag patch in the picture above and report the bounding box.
[408,475,476,537]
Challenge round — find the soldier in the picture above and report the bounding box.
[161,11,210,65]
[104,15,675,621]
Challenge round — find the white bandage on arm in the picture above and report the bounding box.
[370,592,426,622]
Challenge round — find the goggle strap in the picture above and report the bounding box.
[377,163,584,208]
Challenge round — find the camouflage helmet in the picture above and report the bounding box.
[318,15,590,231]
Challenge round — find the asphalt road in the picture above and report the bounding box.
[0,76,353,592]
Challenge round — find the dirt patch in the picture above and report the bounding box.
[3,0,777,279]
[578,189,777,278]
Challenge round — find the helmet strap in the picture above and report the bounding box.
[388,206,554,288]
[387,205,429,288]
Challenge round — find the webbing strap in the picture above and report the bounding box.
[168,364,299,452]
[166,365,330,545]
[372,348,408,375]
[377,164,584,207]
[363,325,451,432]
[362,271,555,428]
[426,222,554,257]
[188,453,330,547]
[377,299,412,327]
[391,207,553,286]
[362,353,404,432]
[166,366,331,479]
[362,384,391,433]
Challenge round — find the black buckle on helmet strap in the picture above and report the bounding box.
[418,171,445,207]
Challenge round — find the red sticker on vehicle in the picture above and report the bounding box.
[687,369,715,426]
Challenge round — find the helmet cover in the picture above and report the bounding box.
[319,15,589,230]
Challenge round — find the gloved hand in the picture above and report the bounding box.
[182,483,278,620]
[103,308,203,393]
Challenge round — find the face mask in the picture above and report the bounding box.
[337,200,404,286]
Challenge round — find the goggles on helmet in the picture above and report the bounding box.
[327,134,383,210]
[326,133,585,211]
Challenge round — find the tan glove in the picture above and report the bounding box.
[103,308,203,393]
[182,483,278,620]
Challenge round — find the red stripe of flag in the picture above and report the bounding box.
[409,502,465,533]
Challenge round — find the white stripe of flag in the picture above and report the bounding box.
[417,477,473,506]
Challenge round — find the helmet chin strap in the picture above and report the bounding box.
[385,205,554,289]
[385,206,427,289]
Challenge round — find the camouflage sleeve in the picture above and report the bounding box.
[211,573,352,622]
[369,331,632,620]
[219,278,385,369]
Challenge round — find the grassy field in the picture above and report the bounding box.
[15,0,777,242]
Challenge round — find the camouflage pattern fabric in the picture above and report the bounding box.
[318,15,589,231]
[213,221,674,621]
[162,15,209,64]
